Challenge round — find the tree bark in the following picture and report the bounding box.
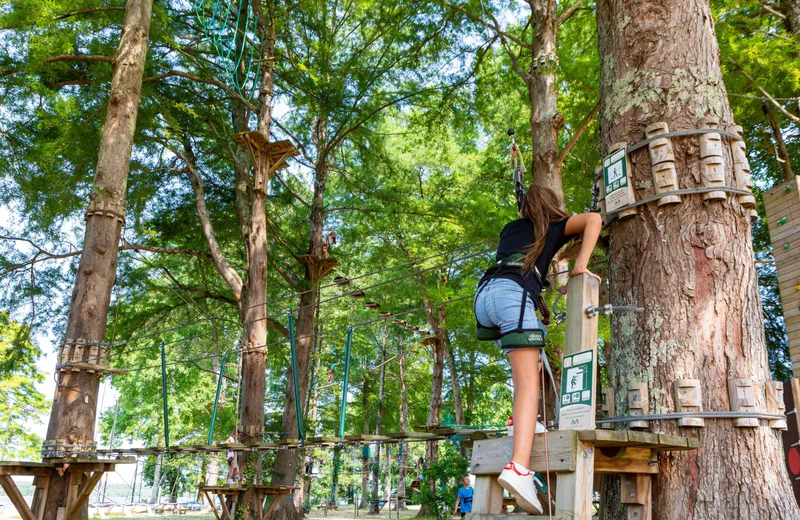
[597,0,799,518]
[444,337,464,425]
[782,0,800,37]
[763,102,796,180]
[150,453,163,504]
[529,0,563,200]
[42,1,154,518]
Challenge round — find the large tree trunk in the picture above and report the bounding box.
[42,1,154,518]
[150,454,163,504]
[444,337,464,426]
[597,0,799,518]
[397,345,409,511]
[528,0,563,199]
[782,0,800,36]
[269,139,329,520]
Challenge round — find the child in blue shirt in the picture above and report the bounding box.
[453,476,473,518]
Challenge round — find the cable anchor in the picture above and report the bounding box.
[585,304,644,318]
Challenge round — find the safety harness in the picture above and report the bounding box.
[475,137,552,349]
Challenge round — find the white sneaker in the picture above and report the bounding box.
[497,461,543,515]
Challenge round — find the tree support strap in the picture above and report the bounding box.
[602,186,754,220]
[160,341,170,452]
[208,352,227,445]
[288,310,305,443]
[598,410,786,424]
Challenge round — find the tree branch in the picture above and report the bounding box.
[557,0,587,26]
[143,71,258,112]
[44,55,113,64]
[0,239,214,277]
[557,101,599,167]
[55,7,125,20]
[729,59,800,123]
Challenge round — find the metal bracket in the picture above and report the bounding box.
[585,304,644,318]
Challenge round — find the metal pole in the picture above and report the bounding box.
[208,353,227,445]
[338,326,353,438]
[161,341,170,452]
[288,310,305,443]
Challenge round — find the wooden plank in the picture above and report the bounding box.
[624,431,661,447]
[466,516,566,520]
[762,176,798,204]
[470,431,577,475]
[655,434,689,450]
[621,474,652,520]
[203,491,222,520]
[0,475,36,520]
[472,476,504,515]
[577,429,629,447]
[594,448,658,474]
[554,441,594,520]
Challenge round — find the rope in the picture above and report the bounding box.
[540,356,552,520]
[602,186,754,219]
[598,411,786,423]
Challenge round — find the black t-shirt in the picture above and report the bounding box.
[479,218,571,297]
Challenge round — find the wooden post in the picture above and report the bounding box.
[554,441,595,520]
[559,273,600,431]
[620,474,652,520]
[471,476,504,515]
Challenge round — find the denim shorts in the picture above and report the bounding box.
[474,278,546,348]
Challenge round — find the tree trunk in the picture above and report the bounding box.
[763,102,795,180]
[397,346,409,511]
[444,337,464,425]
[597,0,799,518]
[466,349,475,424]
[360,365,370,509]
[150,453,163,504]
[269,138,329,520]
[383,444,391,502]
[207,453,220,486]
[782,0,800,37]
[42,1,154,518]
[528,0,563,200]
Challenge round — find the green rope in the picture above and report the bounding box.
[338,326,353,438]
[288,310,305,443]
[192,0,263,99]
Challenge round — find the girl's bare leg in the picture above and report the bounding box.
[507,349,541,467]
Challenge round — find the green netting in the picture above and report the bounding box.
[192,0,262,99]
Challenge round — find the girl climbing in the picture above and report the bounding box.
[473,185,602,514]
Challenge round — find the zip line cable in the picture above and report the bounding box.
[112,239,496,349]
[107,244,495,361]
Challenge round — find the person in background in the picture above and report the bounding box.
[453,476,473,518]
[225,430,240,484]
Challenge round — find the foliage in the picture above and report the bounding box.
[417,442,469,520]
[0,313,49,459]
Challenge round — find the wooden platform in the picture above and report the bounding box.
[298,255,340,281]
[0,459,130,520]
[200,484,296,520]
[231,134,299,175]
[466,429,697,520]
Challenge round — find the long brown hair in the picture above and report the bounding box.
[519,185,581,274]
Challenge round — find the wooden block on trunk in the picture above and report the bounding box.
[599,387,615,429]
[766,381,788,430]
[728,378,759,428]
[672,379,704,428]
[627,383,649,429]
